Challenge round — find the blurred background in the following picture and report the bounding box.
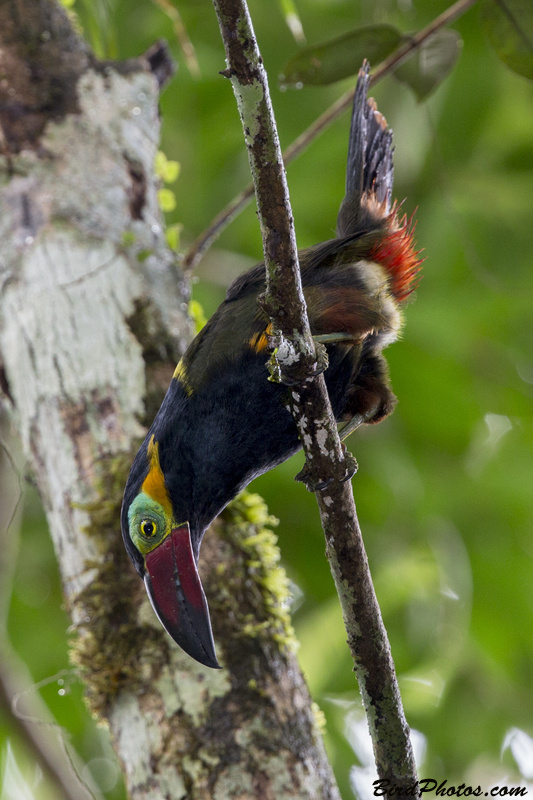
[1,0,532,798]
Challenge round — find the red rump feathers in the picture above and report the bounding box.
[369,206,423,303]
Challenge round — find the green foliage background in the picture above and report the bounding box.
[1,1,532,798]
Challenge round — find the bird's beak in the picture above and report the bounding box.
[143,523,221,669]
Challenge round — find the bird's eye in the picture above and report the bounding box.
[140,518,157,539]
[128,494,169,555]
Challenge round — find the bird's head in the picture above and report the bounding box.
[121,434,220,669]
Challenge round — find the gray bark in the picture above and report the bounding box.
[0,2,340,798]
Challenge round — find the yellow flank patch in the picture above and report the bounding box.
[141,436,173,518]
[173,358,193,396]
[249,322,273,353]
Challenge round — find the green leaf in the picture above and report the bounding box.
[121,230,136,246]
[155,151,181,184]
[481,0,533,80]
[188,299,207,333]
[163,160,180,183]
[279,24,404,87]
[157,188,177,213]
[394,29,462,101]
[165,223,182,251]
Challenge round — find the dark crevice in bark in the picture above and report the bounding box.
[125,156,148,221]
[0,0,89,153]
[0,2,175,157]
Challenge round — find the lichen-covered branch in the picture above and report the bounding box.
[212,0,419,794]
[0,1,340,798]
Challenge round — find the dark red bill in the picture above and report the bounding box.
[144,524,221,669]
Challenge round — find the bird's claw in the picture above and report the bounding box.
[294,448,358,492]
[339,450,358,482]
[294,464,334,492]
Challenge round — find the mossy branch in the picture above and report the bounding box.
[212,0,420,794]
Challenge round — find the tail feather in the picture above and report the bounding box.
[337,60,394,237]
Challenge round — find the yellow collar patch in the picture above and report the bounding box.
[141,435,173,518]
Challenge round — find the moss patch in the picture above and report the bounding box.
[219,491,298,654]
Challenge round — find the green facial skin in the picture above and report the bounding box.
[128,493,172,556]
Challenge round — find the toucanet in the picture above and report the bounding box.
[121,62,421,669]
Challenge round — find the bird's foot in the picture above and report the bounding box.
[339,448,358,482]
[295,463,334,492]
[294,447,358,492]
[268,331,357,385]
[267,336,328,386]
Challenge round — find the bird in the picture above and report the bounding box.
[121,61,421,669]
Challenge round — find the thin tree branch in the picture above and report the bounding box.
[185,0,479,271]
[212,0,419,794]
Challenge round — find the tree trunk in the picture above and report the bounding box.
[0,2,340,798]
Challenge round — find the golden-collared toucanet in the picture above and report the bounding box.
[121,62,421,669]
